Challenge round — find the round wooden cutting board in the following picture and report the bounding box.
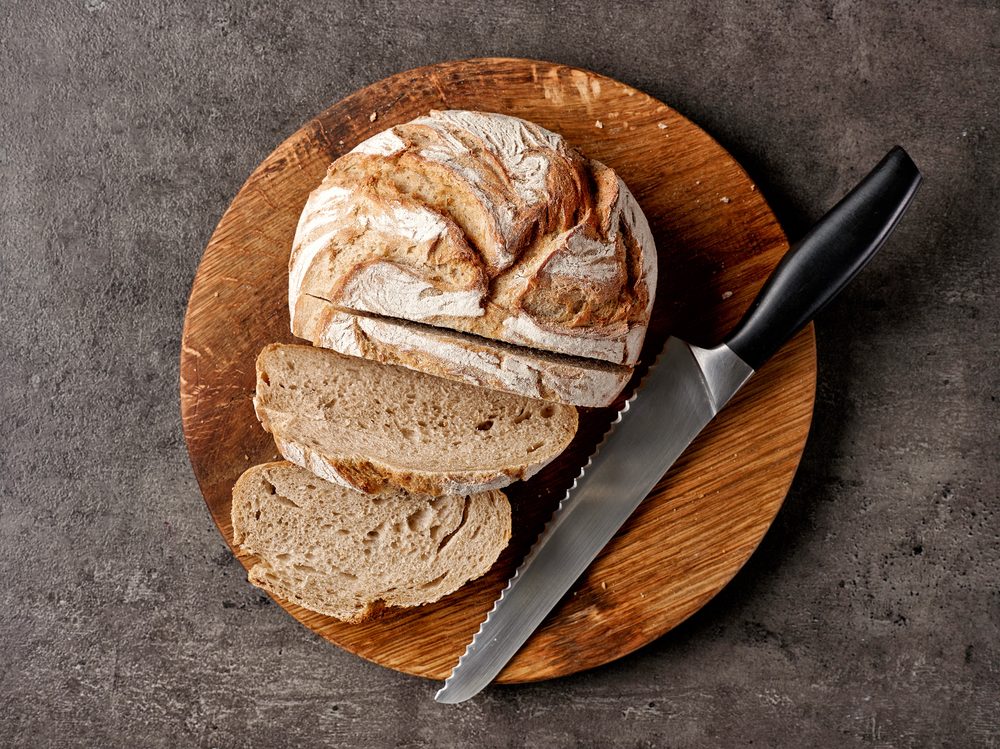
[180,58,816,684]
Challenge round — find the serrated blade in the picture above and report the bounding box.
[435,337,753,704]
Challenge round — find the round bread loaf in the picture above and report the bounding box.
[289,110,657,370]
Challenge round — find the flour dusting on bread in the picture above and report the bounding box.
[289,110,657,367]
[296,296,631,406]
[236,110,665,621]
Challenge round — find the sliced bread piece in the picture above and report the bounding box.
[254,343,578,495]
[232,462,511,622]
[294,293,632,407]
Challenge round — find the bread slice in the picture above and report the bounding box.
[293,294,632,407]
[254,344,578,495]
[289,110,657,366]
[232,462,511,622]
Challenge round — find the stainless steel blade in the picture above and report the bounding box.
[435,337,754,704]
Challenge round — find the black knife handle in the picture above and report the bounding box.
[725,146,922,371]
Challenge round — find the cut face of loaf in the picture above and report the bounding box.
[232,462,511,622]
[294,294,632,407]
[253,344,579,496]
[289,109,657,366]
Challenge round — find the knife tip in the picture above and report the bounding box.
[433,681,472,704]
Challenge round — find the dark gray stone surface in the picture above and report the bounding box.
[1,1,997,746]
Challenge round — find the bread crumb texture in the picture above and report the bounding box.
[232,462,512,622]
[253,343,578,495]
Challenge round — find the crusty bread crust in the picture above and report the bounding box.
[294,294,632,407]
[289,110,656,366]
[270,433,524,495]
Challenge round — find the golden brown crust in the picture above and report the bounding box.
[292,295,633,407]
[272,434,540,497]
[289,110,657,365]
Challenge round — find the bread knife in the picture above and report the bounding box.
[435,146,922,703]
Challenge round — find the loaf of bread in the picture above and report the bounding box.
[253,343,578,496]
[230,111,654,621]
[232,462,511,622]
[289,109,657,369]
[293,294,632,407]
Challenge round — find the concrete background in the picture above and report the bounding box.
[1,1,997,746]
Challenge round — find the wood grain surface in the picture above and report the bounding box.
[179,58,816,684]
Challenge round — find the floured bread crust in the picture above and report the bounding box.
[294,295,632,407]
[289,110,657,366]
